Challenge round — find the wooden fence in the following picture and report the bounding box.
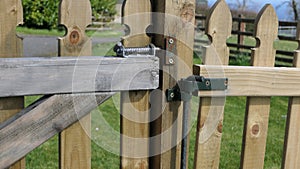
[1,0,300,169]
[195,14,299,67]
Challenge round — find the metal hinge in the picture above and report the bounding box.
[166,75,228,102]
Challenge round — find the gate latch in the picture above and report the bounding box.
[166,76,228,102]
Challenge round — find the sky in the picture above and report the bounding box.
[208,0,292,20]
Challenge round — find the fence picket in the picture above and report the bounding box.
[0,0,25,168]
[282,21,300,169]
[240,5,278,169]
[193,0,232,168]
[120,0,151,168]
[58,0,92,168]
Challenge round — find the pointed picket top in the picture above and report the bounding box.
[122,0,151,47]
[204,0,232,65]
[59,0,92,56]
[252,4,278,67]
[0,0,23,57]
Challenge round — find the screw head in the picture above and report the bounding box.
[168,38,174,44]
[169,58,174,64]
[170,92,175,98]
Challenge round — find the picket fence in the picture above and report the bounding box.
[1,0,300,169]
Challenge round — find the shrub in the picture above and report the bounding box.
[22,0,117,29]
[22,0,60,29]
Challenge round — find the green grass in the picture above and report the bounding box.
[24,95,289,169]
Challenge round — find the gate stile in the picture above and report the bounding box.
[150,0,195,168]
[0,0,25,168]
[3,0,300,169]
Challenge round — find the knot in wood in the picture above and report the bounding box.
[251,123,260,137]
[180,3,195,24]
[217,121,223,133]
[69,30,80,44]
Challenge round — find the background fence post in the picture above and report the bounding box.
[150,0,195,168]
[240,5,278,169]
[0,0,25,168]
[193,0,232,168]
[58,0,92,168]
[237,14,245,52]
[282,21,300,169]
[120,0,151,168]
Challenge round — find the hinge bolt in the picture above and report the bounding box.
[170,92,175,98]
[168,38,174,44]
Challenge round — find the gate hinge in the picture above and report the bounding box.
[166,76,228,102]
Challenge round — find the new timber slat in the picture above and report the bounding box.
[282,21,300,169]
[193,1,231,168]
[0,0,25,168]
[0,93,113,169]
[120,1,151,168]
[58,1,93,168]
[240,5,278,169]
[194,65,300,97]
[0,56,159,97]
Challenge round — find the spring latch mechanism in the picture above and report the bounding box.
[113,42,160,57]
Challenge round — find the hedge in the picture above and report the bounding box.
[22,0,116,29]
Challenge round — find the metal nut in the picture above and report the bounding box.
[168,38,174,44]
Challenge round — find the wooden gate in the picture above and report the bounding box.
[1,0,300,169]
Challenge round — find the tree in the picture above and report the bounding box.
[228,0,256,12]
[278,0,299,21]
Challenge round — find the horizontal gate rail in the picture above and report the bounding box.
[0,56,159,97]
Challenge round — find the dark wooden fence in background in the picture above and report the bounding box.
[195,15,298,67]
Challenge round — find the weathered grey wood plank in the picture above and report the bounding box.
[0,93,114,169]
[0,56,159,97]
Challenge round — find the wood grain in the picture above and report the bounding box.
[121,0,151,168]
[0,56,159,97]
[58,1,92,168]
[0,0,25,168]
[193,1,231,168]
[150,0,195,168]
[240,5,278,169]
[282,21,300,169]
[0,93,113,169]
[194,65,300,97]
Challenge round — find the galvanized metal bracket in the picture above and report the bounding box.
[165,37,177,65]
[166,75,228,102]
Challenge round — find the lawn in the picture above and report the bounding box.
[19,29,295,169]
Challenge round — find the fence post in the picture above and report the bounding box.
[58,0,92,168]
[240,5,278,169]
[282,20,300,169]
[150,0,195,168]
[0,0,25,168]
[237,14,245,52]
[193,0,232,168]
[120,0,151,168]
